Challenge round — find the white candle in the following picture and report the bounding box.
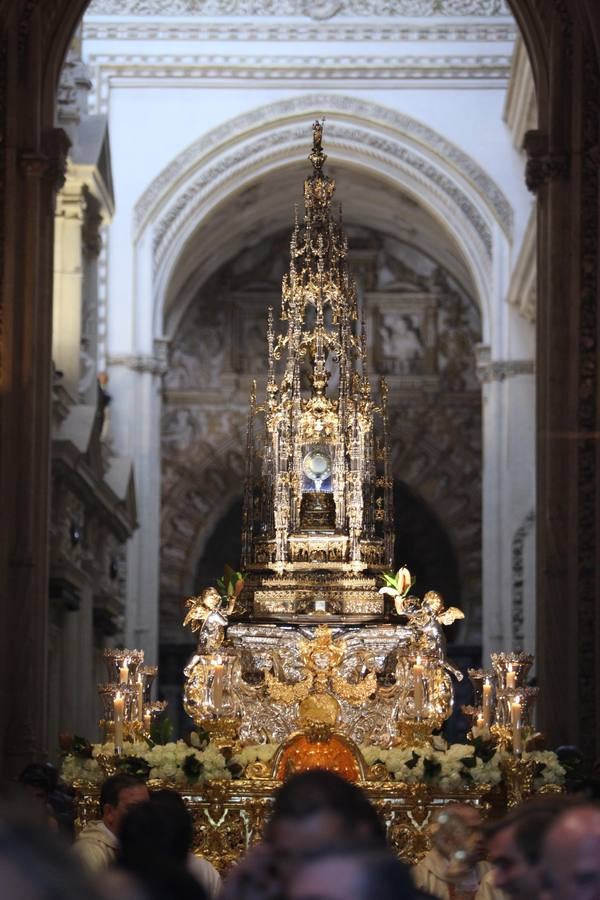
[476,713,484,729]
[143,711,151,733]
[113,692,124,751]
[511,695,522,754]
[413,655,425,716]
[136,677,144,721]
[119,659,129,684]
[506,664,516,689]
[482,678,493,726]
[211,656,225,711]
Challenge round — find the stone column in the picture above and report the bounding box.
[530,12,600,757]
[108,351,166,666]
[0,127,70,775]
[52,184,85,398]
[479,348,536,664]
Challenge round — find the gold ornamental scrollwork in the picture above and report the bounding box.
[264,669,313,703]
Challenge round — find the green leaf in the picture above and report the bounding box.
[471,735,496,764]
[405,751,421,770]
[117,756,151,780]
[182,753,204,783]
[423,757,442,781]
[228,762,244,779]
[150,715,173,746]
[459,755,477,769]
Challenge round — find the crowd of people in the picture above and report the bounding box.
[2,763,600,900]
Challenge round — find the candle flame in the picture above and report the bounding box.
[514,695,521,704]
[416,654,421,665]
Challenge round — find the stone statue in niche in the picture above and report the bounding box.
[162,407,199,452]
[164,347,201,390]
[378,312,424,375]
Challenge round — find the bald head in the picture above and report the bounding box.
[541,805,600,900]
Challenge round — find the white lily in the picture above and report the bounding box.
[378,566,413,598]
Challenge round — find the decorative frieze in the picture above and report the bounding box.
[87,0,510,17]
[83,21,517,43]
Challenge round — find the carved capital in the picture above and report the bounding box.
[19,129,71,192]
[44,128,71,192]
[476,357,535,384]
[108,353,168,376]
[523,129,569,194]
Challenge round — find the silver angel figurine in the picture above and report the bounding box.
[183,587,235,667]
[406,590,465,681]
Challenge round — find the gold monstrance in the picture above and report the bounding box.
[184,123,461,752]
[240,119,394,622]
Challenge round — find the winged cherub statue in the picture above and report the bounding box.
[409,590,464,680]
[183,586,235,657]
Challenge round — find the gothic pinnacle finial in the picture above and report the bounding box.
[308,119,327,173]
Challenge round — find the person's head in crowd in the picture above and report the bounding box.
[430,803,486,870]
[221,769,387,900]
[0,789,102,900]
[18,763,55,806]
[119,791,193,867]
[540,803,600,900]
[486,796,570,898]
[266,769,386,862]
[100,774,149,837]
[285,846,421,900]
[116,797,207,900]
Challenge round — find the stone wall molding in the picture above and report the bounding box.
[108,352,168,376]
[476,357,534,382]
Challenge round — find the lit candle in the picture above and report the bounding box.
[113,692,124,751]
[413,655,425,716]
[506,664,517,689]
[211,656,225,711]
[476,713,485,729]
[482,678,493,727]
[511,695,522,754]
[137,677,144,721]
[143,711,151,733]
[119,658,129,684]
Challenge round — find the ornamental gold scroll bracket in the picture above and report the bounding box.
[264,625,377,730]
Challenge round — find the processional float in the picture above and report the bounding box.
[67,124,561,870]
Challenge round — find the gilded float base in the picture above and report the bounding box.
[74,778,494,872]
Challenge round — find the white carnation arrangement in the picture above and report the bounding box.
[61,736,565,792]
[61,737,230,786]
[230,743,279,769]
[360,739,565,791]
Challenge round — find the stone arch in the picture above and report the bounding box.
[135,95,514,341]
